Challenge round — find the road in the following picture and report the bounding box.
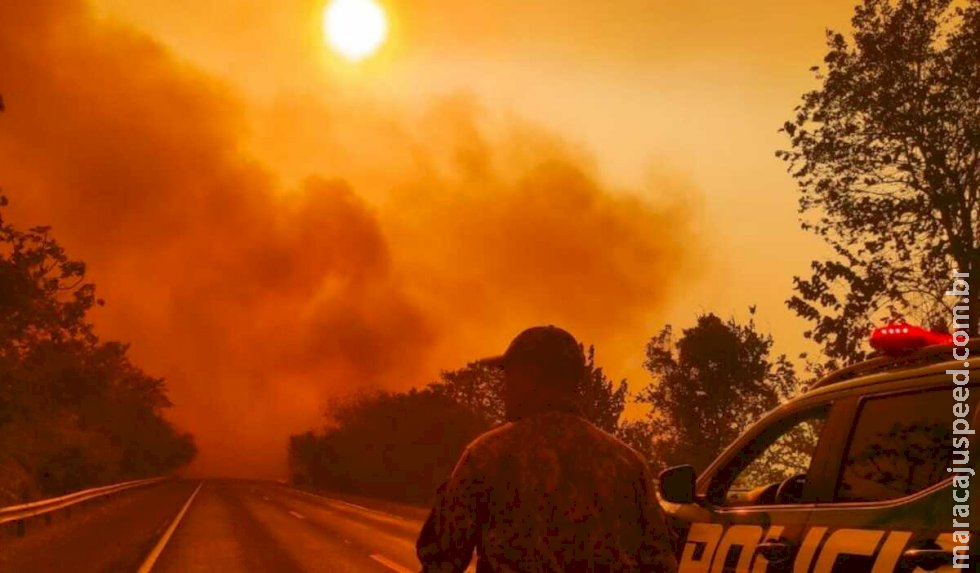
[0,480,458,573]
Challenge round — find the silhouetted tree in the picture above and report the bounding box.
[777,0,980,367]
[288,431,322,487]
[578,346,630,433]
[0,193,99,431]
[289,389,487,503]
[428,359,506,425]
[0,195,97,354]
[428,346,628,432]
[633,311,801,472]
[0,195,195,501]
[288,344,629,503]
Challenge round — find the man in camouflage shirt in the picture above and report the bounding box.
[417,325,678,573]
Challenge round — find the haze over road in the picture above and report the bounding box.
[0,480,456,573]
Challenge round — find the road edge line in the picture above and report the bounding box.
[287,487,408,521]
[136,480,204,573]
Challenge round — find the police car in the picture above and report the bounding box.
[657,325,976,572]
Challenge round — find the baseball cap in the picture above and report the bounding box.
[485,325,586,378]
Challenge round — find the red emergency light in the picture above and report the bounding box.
[869,323,953,355]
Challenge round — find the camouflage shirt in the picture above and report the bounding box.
[416,411,678,573]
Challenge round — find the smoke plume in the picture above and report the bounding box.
[0,0,697,476]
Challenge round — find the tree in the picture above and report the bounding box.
[634,311,800,472]
[0,195,195,501]
[0,195,98,357]
[777,0,980,366]
[287,431,322,487]
[288,344,630,503]
[428,345,628,432]
[0,193,99,425]
[288,389,488,503]
[577,346,629,434]
[428,359,506,425]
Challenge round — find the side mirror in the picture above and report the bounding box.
[658,465,696,504]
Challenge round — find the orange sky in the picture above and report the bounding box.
[1,0,858,477]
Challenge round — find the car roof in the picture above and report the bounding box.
[801,339,980,401]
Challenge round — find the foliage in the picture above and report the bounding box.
[732,412,826,492]
[633,311,801,472]
[577,346,630,434]
[427,359,506,426]
[288,389,487,503]
[427,346,628,432]
[0,195,195,502]
[777,0,980,366]
[288,346,629,503]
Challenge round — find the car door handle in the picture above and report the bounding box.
[756,540,794,564]
[901,548,952,570]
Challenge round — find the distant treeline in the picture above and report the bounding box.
[288,348,629,504]
[0,196,195,505]
[289,313,801,505]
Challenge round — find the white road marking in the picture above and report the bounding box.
[369,554,415,573]
[136,481,204,573]
[335,499,376,512]
[332,498,410,522]
[288,510,305,520]
[286,486,408,521]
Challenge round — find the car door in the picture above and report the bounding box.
[797,377,980,573]
[667,397,849,573]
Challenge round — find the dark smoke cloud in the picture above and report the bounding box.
[0,0,697,476]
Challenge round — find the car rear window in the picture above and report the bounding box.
[835,385,978,502]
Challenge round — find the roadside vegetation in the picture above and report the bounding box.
[289,312,799,503]
[778,0,980,371]
[0,195,195,505]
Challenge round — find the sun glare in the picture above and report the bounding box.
[323,0,388,62]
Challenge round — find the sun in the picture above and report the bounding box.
[322,0,388,62]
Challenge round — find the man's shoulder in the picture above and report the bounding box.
[464,421,517,453]
[449,422,518,474]
[577,419,650,471]
[464,414,647,469]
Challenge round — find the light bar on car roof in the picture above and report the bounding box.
[869,323,953,356]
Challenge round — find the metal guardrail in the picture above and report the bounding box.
[0,477,166,529]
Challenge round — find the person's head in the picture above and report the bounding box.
[488,325,586,421]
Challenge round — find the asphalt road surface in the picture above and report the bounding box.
[0,480,464,573]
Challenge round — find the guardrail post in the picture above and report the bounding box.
[15,518,25,537]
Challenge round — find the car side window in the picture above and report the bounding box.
[835,386,978,503]
[709,405,830,507]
